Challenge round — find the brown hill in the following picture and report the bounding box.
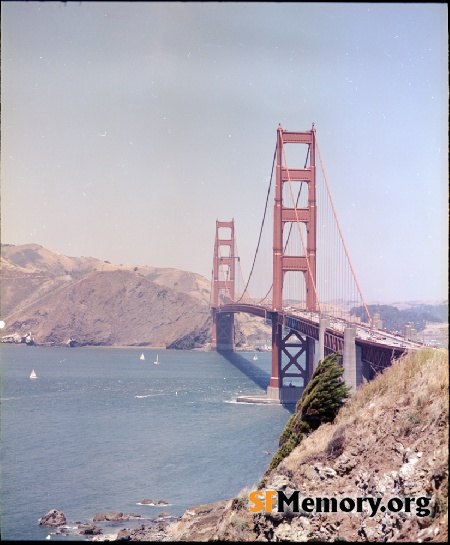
[0,243,270,349]
[0,243,212,348]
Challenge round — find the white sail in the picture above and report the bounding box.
[140,353,145,361]
[154,355,159,365]
[30,369,37,379]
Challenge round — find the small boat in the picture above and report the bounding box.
[140,353,145,361]
[252,352,258,361]
[30,369,37,379]
[154,355,159,365]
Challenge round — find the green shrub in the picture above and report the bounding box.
[268,353,351,471]
[231,496,247,511]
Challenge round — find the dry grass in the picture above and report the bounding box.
[282,422,334,466]
[281,347,449,470]
[337,348,448,422]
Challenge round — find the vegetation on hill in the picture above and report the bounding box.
[351,303,448,332]
[267,353,351,471]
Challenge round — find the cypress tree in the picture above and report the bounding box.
[268,353,351,471]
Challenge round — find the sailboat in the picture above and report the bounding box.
[252,352,258,361]
[140,353,145,361]
[154,355,159,365]
[30,369,37,379]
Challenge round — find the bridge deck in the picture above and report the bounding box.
[214,303,424,354]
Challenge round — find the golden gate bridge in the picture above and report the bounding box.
[210,124,423,405]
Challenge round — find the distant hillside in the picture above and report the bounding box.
[0,243,214,348]
[0,243,271,349]
[351,303,448,333]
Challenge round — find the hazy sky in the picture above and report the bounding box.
[1,2,448,303]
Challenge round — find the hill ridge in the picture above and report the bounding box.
[0,243,212,348]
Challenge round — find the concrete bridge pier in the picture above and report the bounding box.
[266,314,314,405]
[404,322,418,341]
[212,311,235,351]
[343,324,357,391]
[318,314,330,367]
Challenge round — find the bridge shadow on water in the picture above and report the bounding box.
[217,350,296,414]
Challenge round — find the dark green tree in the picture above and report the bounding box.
[268,353,351,471]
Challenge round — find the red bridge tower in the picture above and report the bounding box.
[268,125,317,403]
[211,220,236,351]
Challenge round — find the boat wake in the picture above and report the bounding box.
[134,393,165,398]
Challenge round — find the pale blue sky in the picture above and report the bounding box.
[1,2,448,302]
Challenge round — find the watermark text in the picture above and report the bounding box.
[248,490,431,517]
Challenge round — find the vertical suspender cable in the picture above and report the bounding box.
[313,127,372,325]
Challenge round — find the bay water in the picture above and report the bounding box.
[0,345,291,541]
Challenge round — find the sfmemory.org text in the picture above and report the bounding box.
[249,490,431,517]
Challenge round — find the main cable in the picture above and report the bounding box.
[235,144,277,304]
[313,126,372,324]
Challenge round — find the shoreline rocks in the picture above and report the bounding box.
[93,512,133,523]
[78,523,103,535]
[38,508,175,541]
[116,520,172,542]
[38,509,67,527]
[139,499,169,506]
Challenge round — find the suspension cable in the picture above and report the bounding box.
[254,146,311,306]
[281,141,322,314]
[235,144,277,303]
[234,236,257,304]
[313,126,372,324]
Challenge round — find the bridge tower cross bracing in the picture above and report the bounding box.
[212,220,236,351]
[268,125,317,402]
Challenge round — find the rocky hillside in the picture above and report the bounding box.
[0,243,270,349]
[120,347,448,542]
[0,243,215,348]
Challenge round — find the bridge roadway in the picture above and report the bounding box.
[216,303,424,370]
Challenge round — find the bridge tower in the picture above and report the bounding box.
[211,220,236,351]
[268,125,317,403]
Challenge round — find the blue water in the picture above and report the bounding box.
[0,345,291,541]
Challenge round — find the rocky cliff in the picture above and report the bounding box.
[119,348,448,542]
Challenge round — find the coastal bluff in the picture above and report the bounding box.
[115,348,448,542]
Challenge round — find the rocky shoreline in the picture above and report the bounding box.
[38,508,178,541]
